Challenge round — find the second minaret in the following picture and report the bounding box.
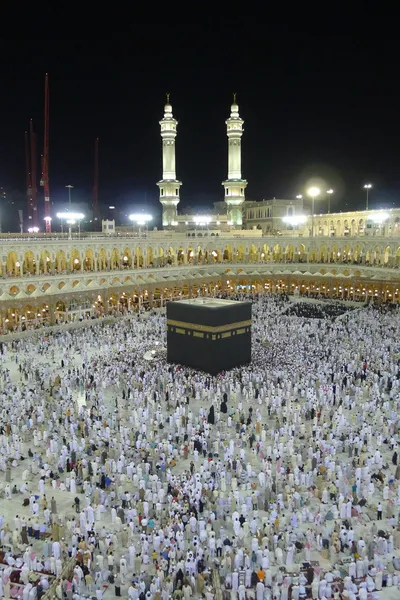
[157,95,182,227]
[222,95,247,227]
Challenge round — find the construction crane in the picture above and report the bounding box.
[29,118,38,228]
[93,137,100,228]
[40,73,51,232]
[25,130,32,224]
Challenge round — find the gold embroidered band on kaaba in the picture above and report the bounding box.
[167,319,251,333]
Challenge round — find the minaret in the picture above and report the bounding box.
[157,94,182,227]
[222,94,247,226]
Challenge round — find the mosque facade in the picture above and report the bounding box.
[1,97,400,332]
[153,96,400,239]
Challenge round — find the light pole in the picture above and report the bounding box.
[307,187,320,237]
[57,212,84,239]
[326,189,334,214]
[66,220,76,239]
[370,212,388,237]
[282,215,307,236]
[364,184,372,211]
[129,213,152,237]
[65,185,74,211]
[296,195,303,221]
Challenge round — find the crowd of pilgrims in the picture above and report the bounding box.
[0,294,400,599]
[282,303,354,320]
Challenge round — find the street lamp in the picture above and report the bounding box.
[66,220,76,239]
[193,215,212,233]
[307,187,320,237]
[369,212,388,224]
[282,215,307,235]
[326,189,334,214]
[65,185,74,211]
[364,184,372,210]
[57,212,84,239]
[369,211,388,236]
[282,215,307,226]
[129,213,152,237]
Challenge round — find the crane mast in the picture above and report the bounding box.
[41,73,51,232]
[25,131,32,224]
[93,137,99,227]
[29,119,38,228]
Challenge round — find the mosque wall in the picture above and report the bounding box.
[2,235,400,277]
[311,211,400,238]
[243,207,400,237]
[1,234,400,331]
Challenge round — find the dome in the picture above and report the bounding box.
[164,102,172,114]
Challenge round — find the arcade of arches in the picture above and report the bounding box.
[2,241,400,277]
[1,273,400,333]
[1,237,400,332]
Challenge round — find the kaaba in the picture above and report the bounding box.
[167,298,252,374]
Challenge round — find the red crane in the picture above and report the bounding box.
[41,73,51,232]
[29,118,38,228]
[93,137,100,228]
[25,130,32,223]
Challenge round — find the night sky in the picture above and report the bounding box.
[1,16,400,228]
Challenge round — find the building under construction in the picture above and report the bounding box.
[23,74,99,233]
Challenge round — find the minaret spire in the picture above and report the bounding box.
[157,96,182,227]
[222,96,247,227]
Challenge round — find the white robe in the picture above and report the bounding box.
[256,581,265,600]
[232,571,239,591]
